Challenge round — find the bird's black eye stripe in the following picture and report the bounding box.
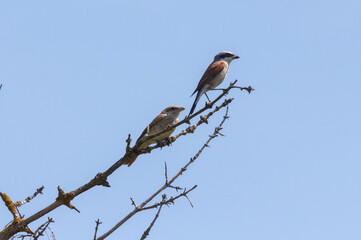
[221,53,233,58]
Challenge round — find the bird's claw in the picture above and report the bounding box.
[163,137,173,146]
[156,140,164,149]
[205,101,213,109]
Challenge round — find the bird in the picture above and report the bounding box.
[189,51,239,115]
[123,105,185,167]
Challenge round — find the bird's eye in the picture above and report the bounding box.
[170,107,175,110]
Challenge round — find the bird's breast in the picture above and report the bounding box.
[209,66,229,89]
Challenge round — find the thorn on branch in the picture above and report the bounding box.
[130,197,139,209]
[56,186,80,213]
[168,185,183,192]
[186,126,196,133]
[215,127,223,133]
[200,115,208,124]
[92,173,110,188]
[161,194,167,202]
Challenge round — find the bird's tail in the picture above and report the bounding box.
[123,155,138,167]
[189,89,204,115]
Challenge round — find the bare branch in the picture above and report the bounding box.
[184,194,194,208]
[140,204,164,240]
[130,198,139,209]
[14,186,44,208]
[125,134,132,153]
[140,186,197,211]
[55,186,79,213]
[32,217,54,240]
[93,219,102,240]
[47,227,56,240]
[164,162,182,191]
[164,162,169,184]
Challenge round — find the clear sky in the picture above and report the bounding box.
[1,1,361,239]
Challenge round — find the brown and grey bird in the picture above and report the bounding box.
[123,105,185,167]
[189,51,239,115]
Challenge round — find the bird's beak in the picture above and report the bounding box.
[233,55,240,59]
[179,107,185,112]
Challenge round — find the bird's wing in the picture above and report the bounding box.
[191,61,226,96]
[136,113,167,143]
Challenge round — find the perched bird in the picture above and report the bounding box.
[123,105,185,167]
[189,51,239,115]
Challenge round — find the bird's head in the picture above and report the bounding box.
[214,51,239,63]
[162,105,185,117]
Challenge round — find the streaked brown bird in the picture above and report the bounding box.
[124,105,185,167]
[189,51,239,115]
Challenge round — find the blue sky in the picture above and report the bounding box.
[1,1,361,239]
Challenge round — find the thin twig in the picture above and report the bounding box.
[140,204,164,240]
[184,194,194,208]
[93,219,102,240]
[16,218,54,240]
[130,198,139,209]
[125,134,132,153]
[32,218,54,240]
[164,162,182,191]
[164,162,168,184]
[47,227,56,240]
[139,186,197,212]
[15,186,44,207]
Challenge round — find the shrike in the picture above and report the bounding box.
[189,51,239,115]
[123,105,185,167]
